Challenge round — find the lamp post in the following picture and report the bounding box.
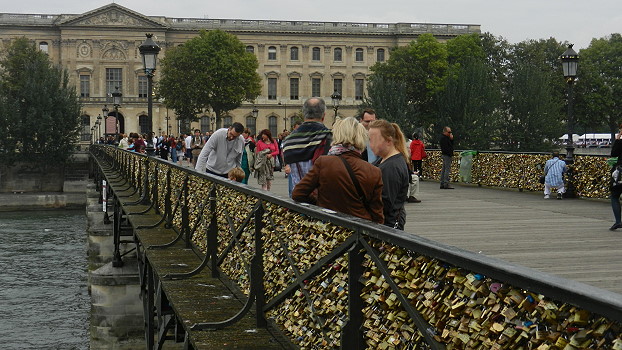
[331,90,341,123]
[96,114,102,140]
[252,106,259,135]
[210,115,216,131]
[101,105,109,136]
[139,33,161,136]
[560,44,579,198]
[91,126,96,144]
[279,102,287,130]
[112,87,122,137]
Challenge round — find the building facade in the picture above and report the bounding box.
[0,3,480,140]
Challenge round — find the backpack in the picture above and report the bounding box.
[612,165,622,187]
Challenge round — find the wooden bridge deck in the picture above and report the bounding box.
[258,172,622,295]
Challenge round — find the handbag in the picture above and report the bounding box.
[539,175,545,184]
[337,156,379,223]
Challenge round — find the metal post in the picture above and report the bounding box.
[341,237,365,349]
[565,82,576,198]
[253,202,267,327]
[148,74,154,134]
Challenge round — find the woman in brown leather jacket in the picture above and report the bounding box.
[292,117,384,224]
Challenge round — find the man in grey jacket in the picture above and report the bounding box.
[195,122,245,177]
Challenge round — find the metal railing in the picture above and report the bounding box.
[90,144,622,349]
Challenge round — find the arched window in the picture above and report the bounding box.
[201,116,210,132]
[139,115,152,134]
[290,115,300,130]
[355,48,364,62]
[334,48,342,62]
[246,116,257,135]
[312,47,321,61]
[290,46,299,60]
[246,45,254,54]
[377,48,385,62]
[81,115,91,141]
[39,41,49,54]
[268,116,278,137]
[268,46,277,60]
[222,116,233,128]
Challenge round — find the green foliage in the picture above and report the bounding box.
[371,33,448,126]
[0,37,81,166]
[503,61,563,151]
[575,34,622,135]
[158,30,261,122]
[437,59,503,150]
[361,75,418,136]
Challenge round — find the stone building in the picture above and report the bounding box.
[0,3,480,141]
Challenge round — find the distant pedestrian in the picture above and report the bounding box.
[241,128,255,185]
[190,129,204,167]
[369,119,410,230]
[359,108,378,163]
[610,127,622,230]
[409,132,426,179]
[543,151,567,199]
[439,126,454,189]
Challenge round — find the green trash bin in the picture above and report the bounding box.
[459,150,477,183]
[608,157,618,168]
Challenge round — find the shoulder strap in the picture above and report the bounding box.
[338,156,378,222]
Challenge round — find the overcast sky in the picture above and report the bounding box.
[2,0,620,51]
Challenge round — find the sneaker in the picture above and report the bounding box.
[557,193,563,200]
[544,195,550,199]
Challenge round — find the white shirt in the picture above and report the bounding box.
[184,135,192,149]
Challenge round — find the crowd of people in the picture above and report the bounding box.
[98,97,442,231]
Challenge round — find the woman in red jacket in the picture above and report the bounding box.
[409,133,426,179]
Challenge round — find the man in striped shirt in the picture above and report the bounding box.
[543,151,567,199]
[282,98,333,197]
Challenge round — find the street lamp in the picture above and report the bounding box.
[252,106,259,119]
[96,114,102,140]
[331,90,341,122]
[112,87,122,136]
[101,105,109,135]
[139,33,161,136]
[560,44,579,198]
[210,115,216,131]
[279,102,287,130]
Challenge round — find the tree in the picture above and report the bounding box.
[575,34,622,137]
[158,30,261,124]
[371,33,448,126]
[437,59,502,150]
[503,61,563,151]
[361,75,418,136]
[0,37,81,166]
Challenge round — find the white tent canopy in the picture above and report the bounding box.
[558,133,581,140]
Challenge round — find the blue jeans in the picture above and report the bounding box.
[171,149,178,163]
[612,187,622,224]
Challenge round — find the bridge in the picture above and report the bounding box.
[88,145,622,349]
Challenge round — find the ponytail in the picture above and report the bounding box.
[391,123,412,171]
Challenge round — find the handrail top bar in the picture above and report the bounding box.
[95,145,622,321]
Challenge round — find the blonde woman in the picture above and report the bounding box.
[293,117,384,223]
[368,119,410,230]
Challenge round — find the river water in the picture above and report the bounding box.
[0,210,89,350]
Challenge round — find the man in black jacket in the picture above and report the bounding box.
[439,126,454,189]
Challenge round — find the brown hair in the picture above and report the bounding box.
[227,167,245,182]
[258,129,274,143]
[369,119,411,170]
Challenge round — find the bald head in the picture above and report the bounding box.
[303,98,326,121]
